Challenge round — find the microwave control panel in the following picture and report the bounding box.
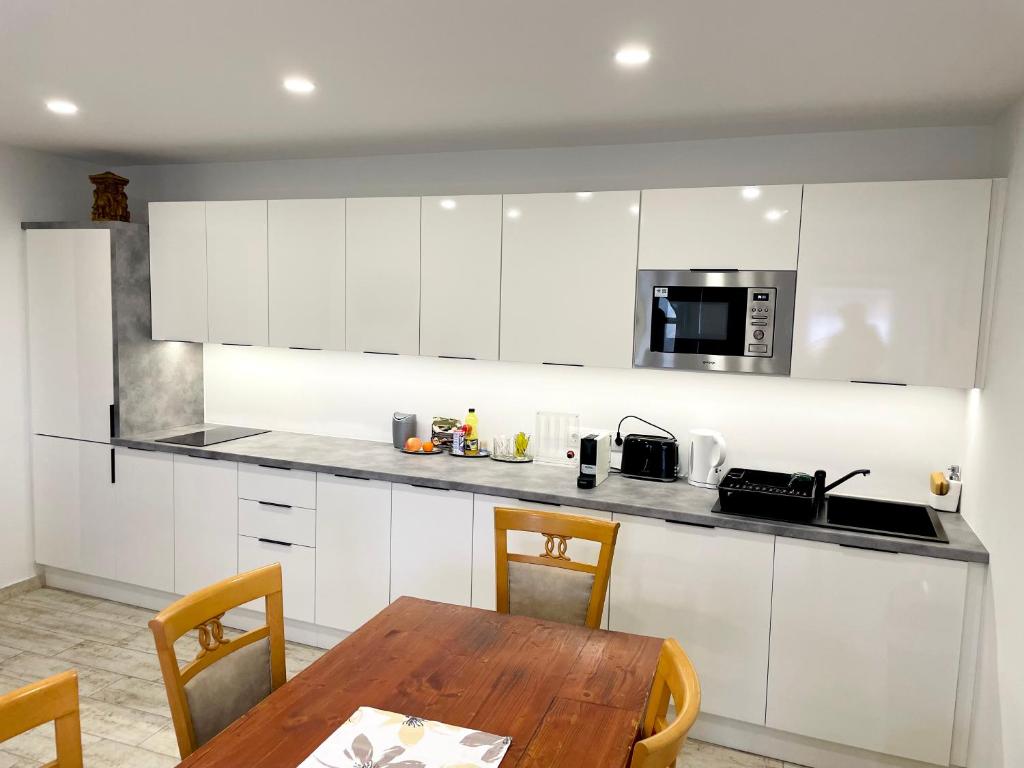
[745,288,776,357]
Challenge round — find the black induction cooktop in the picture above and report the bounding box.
[156,426,269,447]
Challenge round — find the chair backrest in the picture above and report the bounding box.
[630,638,702,768]
[494,506,620,629]
[0,669,83,768]
[149,563,287,759]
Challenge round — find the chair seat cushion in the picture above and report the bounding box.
[184,637,272,747]
[508,561,595,626]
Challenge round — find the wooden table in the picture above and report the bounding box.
[178,597,662,767]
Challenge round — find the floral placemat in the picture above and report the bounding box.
[300,706,512,768]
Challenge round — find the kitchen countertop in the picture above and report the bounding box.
[114,424,989,564]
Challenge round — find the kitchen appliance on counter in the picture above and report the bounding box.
[577,431,611,489]
[633,269,797,375]
[156,426,269,447]
[392,412,417,449]
[688,428,727,488]
[615,416,679,482]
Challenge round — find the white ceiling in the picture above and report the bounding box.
[3,0,1024,164]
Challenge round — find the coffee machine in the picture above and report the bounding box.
[577,431,611,489]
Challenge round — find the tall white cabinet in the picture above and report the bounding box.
[792,180,992,387]
[420,195,502,360]
[268,199,346,350]
[206,200,269,346]
[346,197,421,355]
[767,538,968,765]
[639,185,802,270]
[499,191,640,368]
[609,514,774,724]
[26,228,114,443]
[149,201,208,343]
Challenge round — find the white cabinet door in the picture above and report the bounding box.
[174,455,238,595]
[316,475,391,631]
[639,185,802,270]
[420,195,502,360]
[471,495,611,627]
[500,192,639,368]
[767,538,968,765]
[238,536,315,623]
[792,180,991,387]
[206,200,269,346]
[390,485,473,606]
[32,435,116,579]
[268,199,346,350]
[149,201,208,342]
[346,197,421,354]
[26,229,113,442]
[114,448,174,592]
[609,514,774,725]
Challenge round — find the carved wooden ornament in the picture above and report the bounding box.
[89,171,131,222]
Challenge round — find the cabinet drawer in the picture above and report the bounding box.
[238,535,315,623]
[238,498,315,547]
[238,463,316,508]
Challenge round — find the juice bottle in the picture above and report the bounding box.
[465,408,479,455]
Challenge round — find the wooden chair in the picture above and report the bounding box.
[494,506,620,629]
[149,563,287,759]
[630,638,702,768]
[0,669,83,768]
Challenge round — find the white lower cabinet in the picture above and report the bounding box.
[609,514,774,724]
[766,538,968,765]
[113,448,174,592]
[173,455,238,595]
[390,485,473,606]
[471,495,611,627]
[32,435,116,579]
[238,536,315,623]
[315,475,392,632]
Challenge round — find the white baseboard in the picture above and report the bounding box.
[43,567,350,650]
[691,713,952,768]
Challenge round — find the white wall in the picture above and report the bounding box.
[0,144,96,589]
[963,98,1024,768]
[205,345,967,502]
[117,125,996,212]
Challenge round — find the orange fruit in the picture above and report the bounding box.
[421,441,435,453]
[404,437,422,452]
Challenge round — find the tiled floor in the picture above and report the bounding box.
[0,587,803,768]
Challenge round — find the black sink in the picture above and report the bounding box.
[823,495,948,543]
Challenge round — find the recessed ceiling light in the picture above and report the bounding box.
[440,199,457,210]
[615,45,651,67]
[629,203,640,216]
[764,209,788,222]
[46,99,78,115]
[283,77,315,94]
[506,208,521,220]
[576,191,593,199]
[741,186,762,201]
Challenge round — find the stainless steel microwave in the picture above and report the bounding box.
[633,270,797,375]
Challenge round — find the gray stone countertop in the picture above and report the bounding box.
[115,424,989,564]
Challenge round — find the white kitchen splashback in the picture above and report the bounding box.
[204,344,968,503]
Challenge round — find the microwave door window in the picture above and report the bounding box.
[652,294,700,353]
[694,287,749,356]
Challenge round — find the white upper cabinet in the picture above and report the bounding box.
[500,191,639,368]
[26,228,114,442]
[767,538,968,765]
[346,197,421,354]
[610,514,774,725]
[792,180,992,387]
[268,199,346,350]
[420,195,502,360]
[149,201,208,342]
[206,200,269,346]
[639,185,802,271]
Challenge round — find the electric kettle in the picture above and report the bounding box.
[688,429,727,488]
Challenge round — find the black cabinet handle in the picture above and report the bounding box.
[257,500,291,509]
[850,380,907,387]
[110,449,116,484]
[664,517,715,529]
[257,464,290,471]
[335,474,370,481]
[364,350,398,356]
[542,361,584,368]
[258,538,292,548]
[108,404,115,439]
[517,498,561,507]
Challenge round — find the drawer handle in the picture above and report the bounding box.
[257,500,292,509]
[542,361,584,368]
[411,483,448,491]
[257,464,290,471]
[335,474,370,481]
[664,518,716,530]
[258,538,292,548]
[517,497,561,507]
[850,380,908,387]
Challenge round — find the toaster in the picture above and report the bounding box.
[620,434,678,482]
